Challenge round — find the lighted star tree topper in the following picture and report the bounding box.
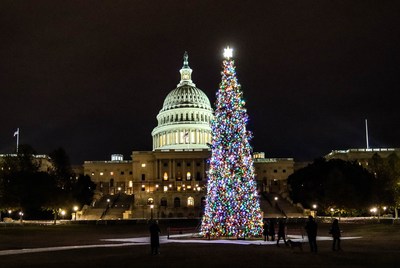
[201,47,263,238]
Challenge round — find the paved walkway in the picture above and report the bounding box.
[0,234,361,256]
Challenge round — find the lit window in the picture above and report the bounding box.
[141,163,146,168]
[110,172,114,176]
[100,172,104,176]
[187,197,194,207]
[186,172,191,180]
[91,172,95,176]
[163,186,168,192]
[177,186,181,191]
[128,181,133,187]
[163,172,168,181]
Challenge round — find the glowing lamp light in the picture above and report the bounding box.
[223,46,233,59]
[73,206,79,212]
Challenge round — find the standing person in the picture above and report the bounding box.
[268,219,276,241]
[305,215,318,253]
[263,219,269,241]
[329,219,342,251]
[276,219,288,246]
[149,220,161,255]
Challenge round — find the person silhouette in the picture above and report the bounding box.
[276,219,288,246]
[305,215,318,253]
[149,220,161,255]
[263,219,269,241]
[268,219,276,241]
[330,219,342,251]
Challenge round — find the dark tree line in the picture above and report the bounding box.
[288,154,400,217]
[0,145,95,220]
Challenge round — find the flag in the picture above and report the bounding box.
[14,128,19,137]
[183,131,189,138]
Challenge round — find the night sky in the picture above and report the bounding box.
[1,1,399,164]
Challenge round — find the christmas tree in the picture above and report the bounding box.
[201,47,263,238]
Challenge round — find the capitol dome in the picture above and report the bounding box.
[161,86,212,112]
[152,52,213,151]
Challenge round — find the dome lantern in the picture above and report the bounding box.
[178,51,195,87]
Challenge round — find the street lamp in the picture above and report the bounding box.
[370,207,377,217]
[107,198,110,208]
[150,204,154,220]
[330,208,335,219]
[311,204,317,218]
[73,206,79,220]
[19,211,24,223]
[60,210,66,220]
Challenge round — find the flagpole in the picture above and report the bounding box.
[14,128,20,153]
[365,119,369,149]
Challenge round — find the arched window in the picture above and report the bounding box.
[186,172,191,181]
[160,197,167,207]
[147,198,154,205]
[109,179,114,187]
[174,197,181,208]
[187,197,194,207]
[163,172,169,181]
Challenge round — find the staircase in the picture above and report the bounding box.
[260,192,304,218]
[80,193,134,220]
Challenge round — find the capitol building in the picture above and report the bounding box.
[82,53,294,220]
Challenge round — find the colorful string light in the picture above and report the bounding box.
[201,51,263,238]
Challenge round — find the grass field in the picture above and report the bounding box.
[1,221,399,267]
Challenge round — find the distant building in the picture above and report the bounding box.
[325,148,400,168]
[253,152,294,194]
[0,154,53,173]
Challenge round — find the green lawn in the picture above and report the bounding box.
[0,222,399,267]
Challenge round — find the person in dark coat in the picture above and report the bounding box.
[329,219,342,251]
[149,220,161,255]
[305,215,318,253]
[263,220,269,241]
[276,219,288,246]
[268,219,275,241]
